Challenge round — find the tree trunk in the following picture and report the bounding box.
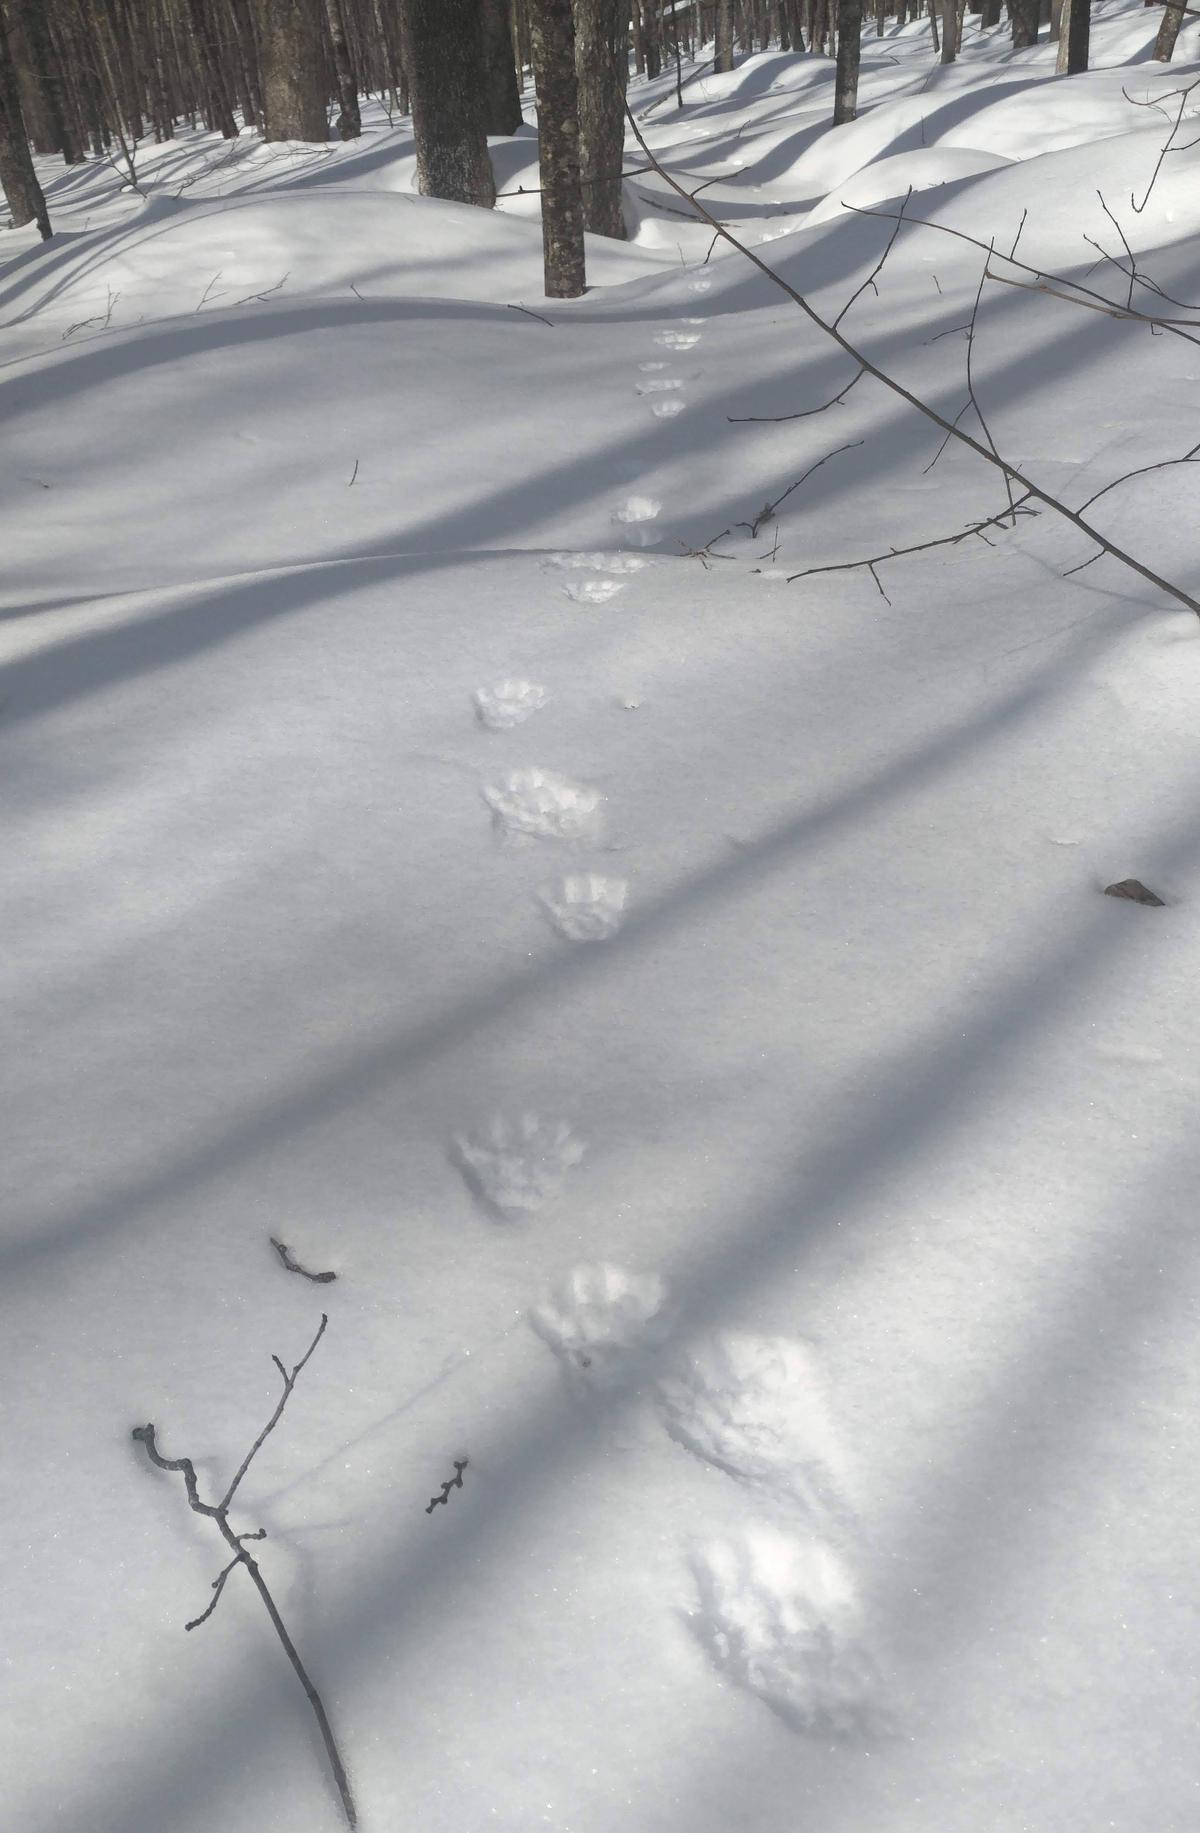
[0,8,51,237]
[323,0,361,135]
[573,0,627,237]
[254,0,329,138]
[1154,0,1185,58]
[401,0,496,205]
[481,0,523,132]
[940,0,957,54]
[833,0,862,120]
[528,0,585,296]
[714,0,735,67]
[1009,0,1039,44]
[1059,0,1089,65]
[7,0,79,160]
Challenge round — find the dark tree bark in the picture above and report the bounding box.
[833,0,862,121]
[322,0,361,135]
[1009,0,1039,45]
[1054,0,1088,65]
[573,0,626,238]
[254,0,329,139]
[528,0,584,296]
[0,7,51,237]
[714,0,735,67]
[481,0,522,133]
[186,0,240,138]
[642,0,661,75]
[401,0,496,205]
[940,0,957,55]
[7,0,79,159]
[1154,0,1184,58]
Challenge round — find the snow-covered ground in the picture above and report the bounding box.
[5,6,1200,1829]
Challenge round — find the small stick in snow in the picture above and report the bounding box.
[131,1315,357,1828]
[271,1237,337,1283]
[347,460,359,488]
[506,302,556,327]
[425,1458,468,1514]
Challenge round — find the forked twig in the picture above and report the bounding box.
[132,1316,357,1827]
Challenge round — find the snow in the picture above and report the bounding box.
[5,4,1200,1830]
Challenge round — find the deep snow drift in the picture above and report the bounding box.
[4,7,1200,1831]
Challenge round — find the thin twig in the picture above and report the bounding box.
[132,1315,355,1826]
[506,302,555,326]
[425,1458,468,1514]
[727,365,865,424]
[787,493,1038,603]
[735,439,863,537]
[271,1236,338,1282]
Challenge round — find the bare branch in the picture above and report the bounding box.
[425,1458,469,1514]
[271,1237,337,1282]
[787,492,1039,600]
[619,111,1200,618]
[221,1314,328,1512]
[735,439,863,538]
[728,366,865,425]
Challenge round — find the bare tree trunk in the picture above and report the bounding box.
[714,0,735,67]
[1059,0,1088,65]
[940,0,957,54]
[528,0,584,296]
[0,8,51,236]
[323,0,361,135]
[481,0,522,131]
[573,0,627,237]
[254,0,329,138]
[1009,0,1039,44]
[401,0,495,204]
[1154,0,1185,58]
[833,0,861,119]
[8,0,79,159]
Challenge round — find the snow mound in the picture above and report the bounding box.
[530,1262,674,1389]
[805,146,1014,227]
[688,1527,886,1737]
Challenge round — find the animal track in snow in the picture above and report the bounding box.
[636,377,684,394]
[690,278,712,293]
[473,679,548,731]
[563,578,624,604]
[638,360,668,372]
[546,550,648,573]
[656,1332,851,1524]
[688,1527,885,1738]
[612,495,661,524]
[482,767,603,844]
[540,873,628,942]
[651,400,685,419]
[451,1114,585,1218]
[654,330,701,349]
[530,1262,674,1390]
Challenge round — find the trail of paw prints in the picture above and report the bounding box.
[687,1526,889,1738]
[661,1332,890,1739]
[451,1113,586,1219]
[529,1262,675,1391]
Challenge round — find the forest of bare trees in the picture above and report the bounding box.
[0,0,1191,272]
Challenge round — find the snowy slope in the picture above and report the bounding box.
[4,7,1200,1832]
